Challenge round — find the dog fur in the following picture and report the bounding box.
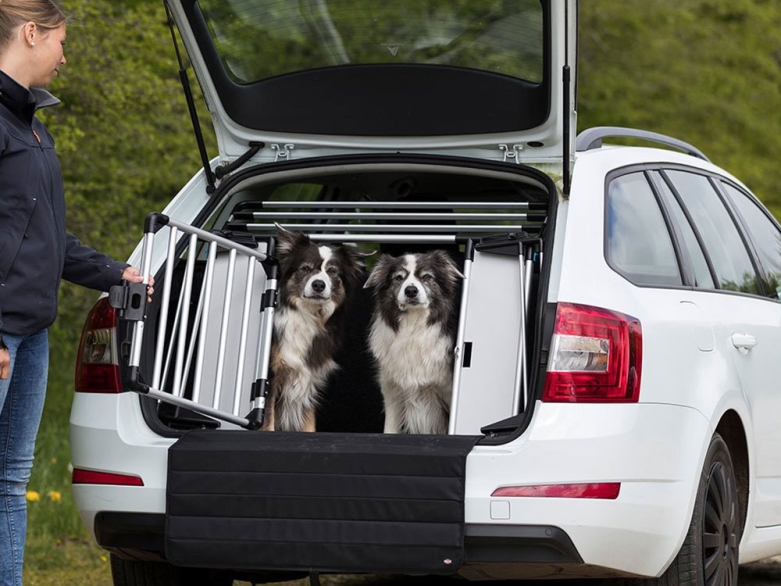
[364,250,463,435]
[264,227,367,432]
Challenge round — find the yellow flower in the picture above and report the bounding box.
[100,556,108,563]
[26,491,40,502]
[47,490,62,503]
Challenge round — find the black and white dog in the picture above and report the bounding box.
[265,226,368,432]
[364,250,464,435]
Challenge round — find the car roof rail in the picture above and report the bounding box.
[575,126,710,162]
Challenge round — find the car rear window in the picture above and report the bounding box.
[606,172,683,287]
[665,170,761,295]
[197,0,545,84]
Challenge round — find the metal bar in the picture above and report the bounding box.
[257,201,538,210]
[233,258,257,416]
[521,254,535,413]
[173,234,198,398]
[191,242,218,403]
[160,287,185,393]
[152,226,178,389]
[128,231,156,369]
[246,223,537,233]
[306,234,459,244]
[180,257,209,404]
[448,241,474,435]
[250,277,278,414]
[212,248,237,410]
[166,217,268,261]
[512,253,528,414]
[145,387,250,428]
[251,211,533,221]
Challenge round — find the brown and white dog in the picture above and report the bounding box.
[264,227,368,432]
[364,250,464,435]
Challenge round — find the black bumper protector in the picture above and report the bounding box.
[165,430,480,574]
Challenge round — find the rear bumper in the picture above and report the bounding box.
[72,396,710,579]
[96,512,586,573]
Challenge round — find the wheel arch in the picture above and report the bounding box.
[715,409,749,538]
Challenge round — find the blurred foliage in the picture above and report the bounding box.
[578,0,781,219]
[43,0,216,358]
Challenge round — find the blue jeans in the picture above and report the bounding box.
[0,330,49,586]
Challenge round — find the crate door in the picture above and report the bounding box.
[452,250,525,435]
[193,241,269,427]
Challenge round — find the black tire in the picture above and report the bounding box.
[629,433,741,586]
[110,554,234,586]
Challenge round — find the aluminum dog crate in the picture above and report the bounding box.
[113,202,543,435]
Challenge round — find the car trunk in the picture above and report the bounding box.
[116,155,557,574]
[126,156,555,438]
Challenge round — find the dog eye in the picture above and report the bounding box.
[393,274,405,282]
[326,267,338,276]
[421,274,434,282]
[299,265,312,274]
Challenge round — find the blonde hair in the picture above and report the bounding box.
[0,0,67,50]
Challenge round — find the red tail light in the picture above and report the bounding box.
[72,468,144,486]
[542,303,642,403]
[75,297,122,393]
[492,483,621,499]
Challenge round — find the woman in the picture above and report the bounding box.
[0,2,150,583]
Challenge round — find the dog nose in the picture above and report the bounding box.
[404,285,418,299]
[312,280,326,293]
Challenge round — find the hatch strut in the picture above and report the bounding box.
[163,0,217,195]
[562,0,572,196]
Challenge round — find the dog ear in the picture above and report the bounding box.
[430,250,465,280]
[342,244,376,264]
[363,254,392,289]
[274,223,309,258]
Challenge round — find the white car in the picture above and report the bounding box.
[70,1,781,585]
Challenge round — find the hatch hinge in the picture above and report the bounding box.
[271,143,296,162]
[499,144,524,164]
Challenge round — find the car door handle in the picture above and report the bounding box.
[731,333,757,353]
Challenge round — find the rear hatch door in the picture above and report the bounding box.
[165,0,577,168]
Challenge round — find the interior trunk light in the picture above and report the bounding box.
[492,483,621,499]
[543,302,642,403]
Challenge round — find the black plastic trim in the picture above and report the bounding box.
[94,513,583,567]
[95,512,166,560]
[464,524,583,564]
[180,0,552,136]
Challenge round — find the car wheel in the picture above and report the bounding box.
[629,432,740,586]
[110,554,234,586]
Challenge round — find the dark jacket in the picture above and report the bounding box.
[0,70,127,336]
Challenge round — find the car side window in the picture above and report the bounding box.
[665,170,761,295]
[653,173,715,289]
[606,172,682,286]
[722,182,781,299]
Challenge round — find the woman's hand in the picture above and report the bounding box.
[122,266,155,302]
[0,348,10,381]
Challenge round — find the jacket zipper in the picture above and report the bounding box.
[32,129,41,144]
